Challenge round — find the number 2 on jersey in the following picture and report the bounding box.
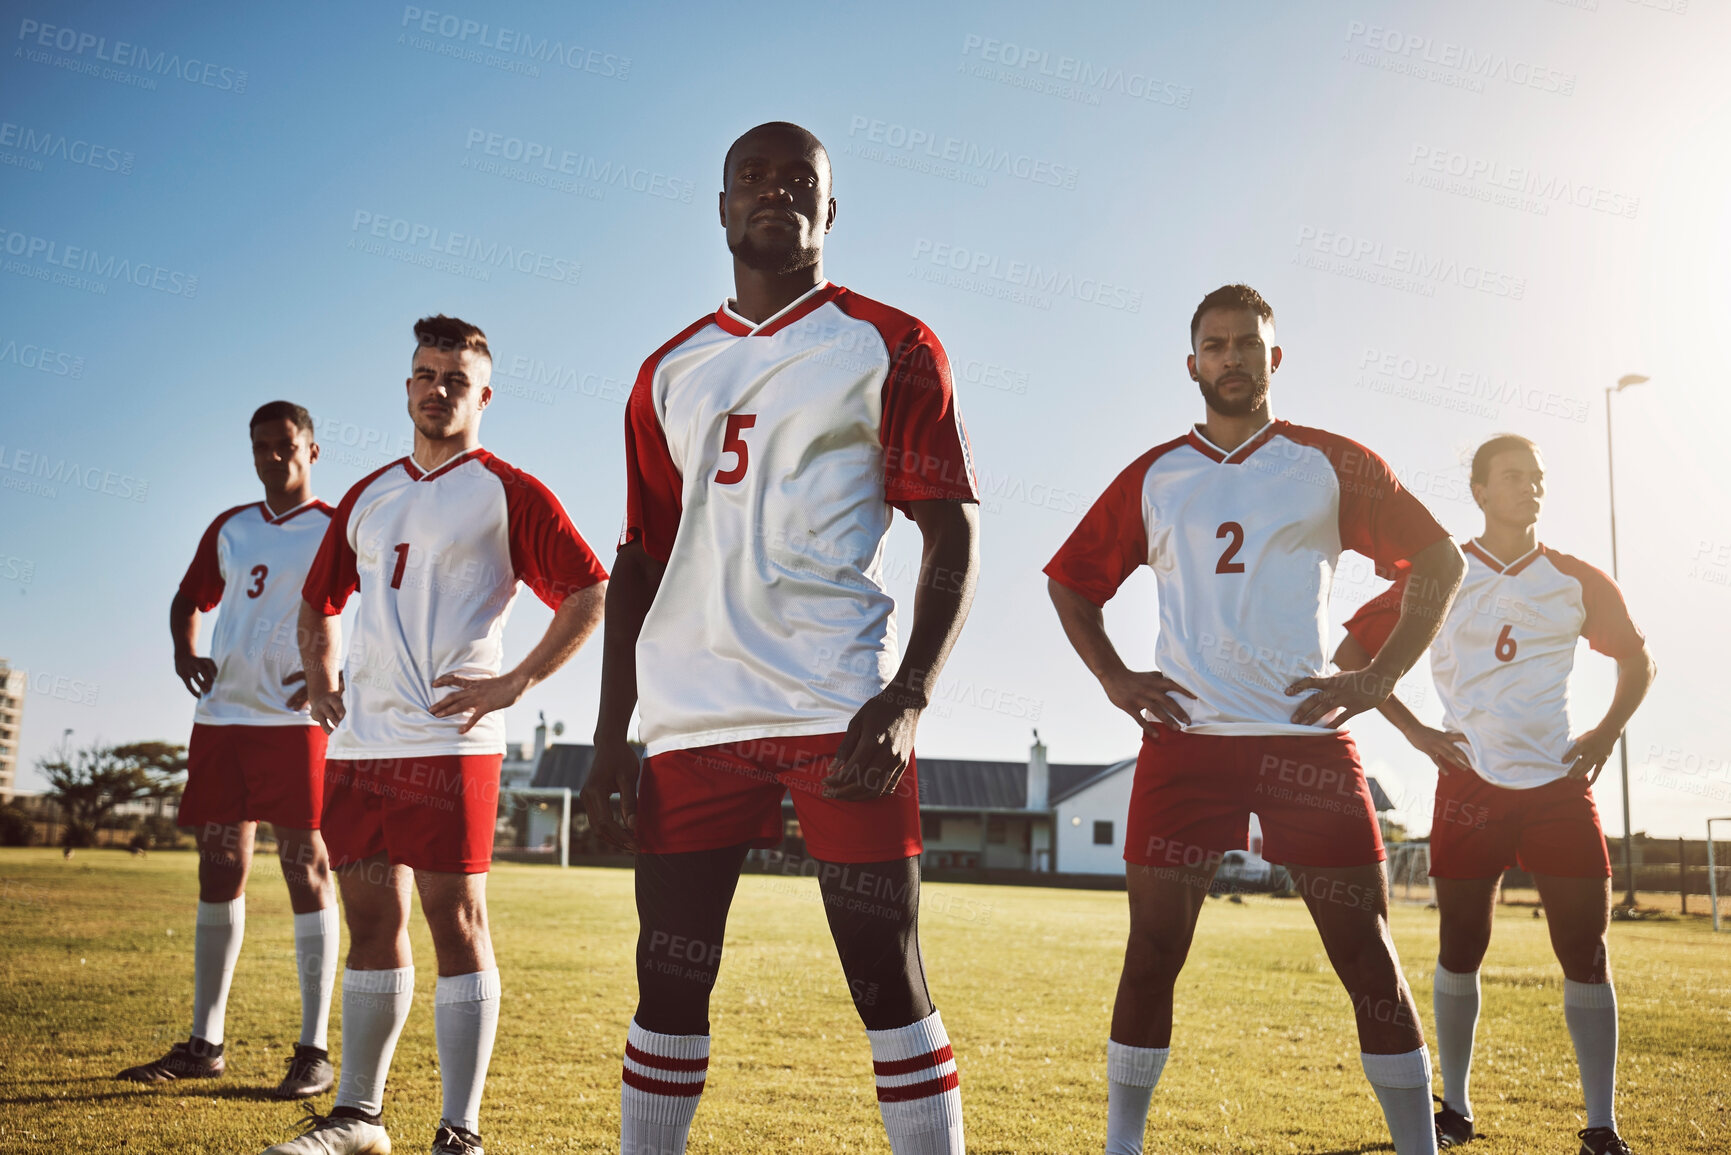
[714,413,756,485]
[1495,623,1517,662]
[1215,521,1247,574]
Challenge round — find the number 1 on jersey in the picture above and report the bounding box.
[715,413,756,485]
[390,542,410,590]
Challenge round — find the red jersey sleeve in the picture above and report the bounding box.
[302,475,375,616]
[621,319,707,563]
[178,504,252,611]
[1342,571,1410,657]
[879,326,979,514]
[1043,447,1165,608]
[486,459,610,610]
[1546,549,1646,659]
[1287,425,1449,574]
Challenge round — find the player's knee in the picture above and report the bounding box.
[1122,929,1189,987]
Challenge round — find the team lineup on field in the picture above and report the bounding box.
[115,123,1656,1155]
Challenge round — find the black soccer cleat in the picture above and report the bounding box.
[1578,1126,1634,1155]
[430,1121,484,1155]
[116,1037,226,1083]
[275,1043,336,1098]
[1433,1096,1477,1147]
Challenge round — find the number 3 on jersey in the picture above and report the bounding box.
[715,413,756,485]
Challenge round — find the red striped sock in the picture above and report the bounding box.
[867,1010,964,1155]
[620,1020,708,1155]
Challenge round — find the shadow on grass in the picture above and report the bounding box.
[0,1076,301,1107]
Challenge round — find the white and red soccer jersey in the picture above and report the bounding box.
[623,281,978,757]
[303,448,608,759]
[1046,420,1448,736]
[1344,541,1645,788]
[180,499,334,726]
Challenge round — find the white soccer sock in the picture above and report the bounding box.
[621,1019,709,1155]
[1361,1047,1438,1155]
[435,969,501,1134]
[335,967,414,1117]
[1105,1039,1168,1155]
[293,906,340,1049]
[1432,963,1480,1119]
[190,897,245,1046]
[1564,980,1618,1131]
[866,1010,964,1155]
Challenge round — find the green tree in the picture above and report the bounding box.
[38,741,186,849]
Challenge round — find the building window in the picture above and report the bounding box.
[1093,820,1114,846]
[987,815,1007,844]
[922,813,943,841]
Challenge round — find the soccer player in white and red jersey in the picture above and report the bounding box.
[263,316,609,1155]
[1336,434,1655,1155]
[578,122,979,1155]
[1047,285,1467,1155]
[118,402,340,1098]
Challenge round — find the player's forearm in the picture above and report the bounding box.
[169,593,200,658]
[1593,645,1656,740]
[593,544,663,746]
[1049,578,1131,687]
[883,501,979,706]
[1362,538,1464,688]
[297,601,342,696]
[506,582,607,692]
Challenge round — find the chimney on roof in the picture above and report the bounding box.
[1027,729,1049,811]
[534,710,548,763]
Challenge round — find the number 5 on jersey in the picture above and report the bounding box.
[715,413,756,485]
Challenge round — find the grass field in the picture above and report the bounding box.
[1,849,1727,1153]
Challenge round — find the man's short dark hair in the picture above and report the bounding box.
[723,121,830,185]
[1470,434,1540,486]
[413,314,491,363]
[1190,284,1275,348]
[250,400,312,435]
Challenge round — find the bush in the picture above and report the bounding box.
[0,804,35,847]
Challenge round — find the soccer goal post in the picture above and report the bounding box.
[495,787,573,868]
[1707,817,1731,932]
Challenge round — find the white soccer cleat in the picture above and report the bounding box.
[261,1110,392,1154]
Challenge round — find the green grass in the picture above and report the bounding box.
[1,849,1727,1153]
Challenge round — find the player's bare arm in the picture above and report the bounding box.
[1286,535,1464,726]
[296,600,344,734]
[581,541,666,850]
[431,580,607,734]
[823,499,980,802]
[1048,578,1194,733]
[1564,642,1657,783]
[170,590,218,698]
[1333,632,1470,773]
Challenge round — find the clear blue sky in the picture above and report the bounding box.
[4,0,1728,840]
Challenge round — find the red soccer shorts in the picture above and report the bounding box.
[637,732,922,863]
[180,723,327,831]
[1125,727,1386,869]
[1428,766,1610,879]
[320,754,504,874]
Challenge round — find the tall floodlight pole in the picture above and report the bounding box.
[1607,373,1648,908]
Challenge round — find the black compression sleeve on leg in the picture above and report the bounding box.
[632,844,750,1036]
[817,855,935,1031]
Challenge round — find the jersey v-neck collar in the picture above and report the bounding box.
[1186,419,1280,465]
[403,447,487,483]
[1465,538,1543,576]
[261,498,323,526]
[714,281,838,338]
